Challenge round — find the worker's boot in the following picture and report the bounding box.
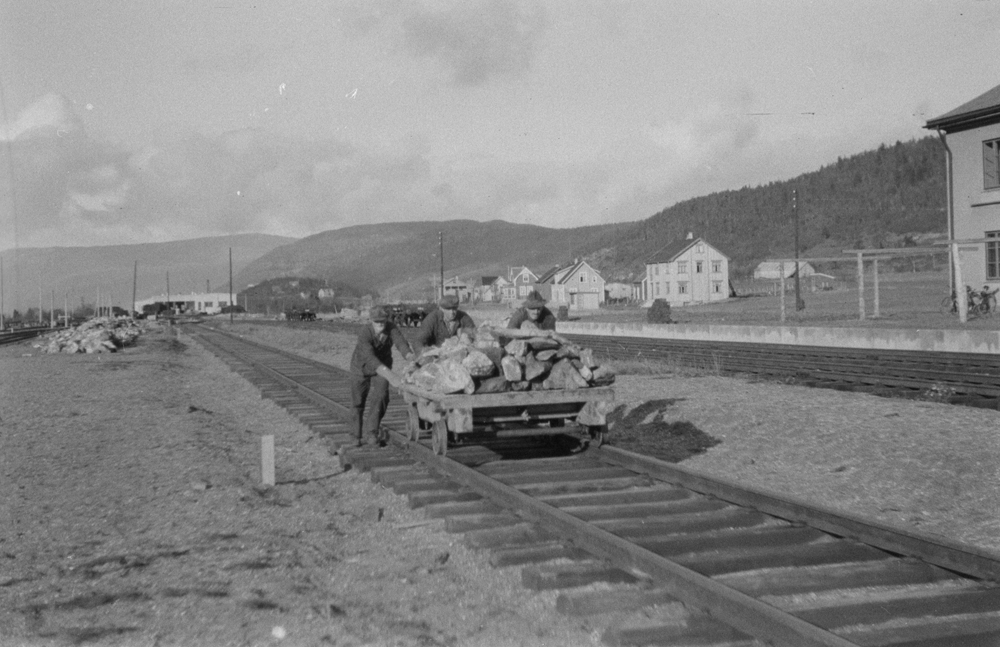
[354,411,365,448]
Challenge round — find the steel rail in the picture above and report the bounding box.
[400,432,857,647]
[594,446,1000,582]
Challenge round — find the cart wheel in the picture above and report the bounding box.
[406,405,421,442]
[588,425,607,447]
[432,420,448,456]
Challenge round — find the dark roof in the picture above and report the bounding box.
[925,82,1000,133]
[646,238,699,264]
[480,276,499,285]
[535,265,563,284]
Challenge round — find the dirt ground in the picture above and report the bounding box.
[3,320,999,647]
[0,327,602,647]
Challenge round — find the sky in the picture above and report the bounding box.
[1,0,998,252]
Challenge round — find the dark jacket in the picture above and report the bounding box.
[414,309,475,349]
[350,322,412,377]
[507,306,556,331]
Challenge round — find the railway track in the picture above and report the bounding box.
[186,323,1000,646]
[565,334,1000,410]
[262,319,1000,410]
[0,327,52,346]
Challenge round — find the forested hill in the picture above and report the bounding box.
[235,136,948,295]
[597,135,947,279]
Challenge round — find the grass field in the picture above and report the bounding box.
[470,271,1000,331]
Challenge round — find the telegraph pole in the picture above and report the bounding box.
[793,189,804,311]
[229,247,234,324]
[131,261,137,318]
[439,231,445,299]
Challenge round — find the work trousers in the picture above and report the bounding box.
[350,373,390,439]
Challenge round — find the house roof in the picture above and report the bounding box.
[535,265,564,284]
[925,82,1000,133]
[647,236,731,263]
[536,260,603,285]
[555,260,602,285]
[480,276,498,286]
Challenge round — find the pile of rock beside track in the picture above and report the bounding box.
[36,317,149,354]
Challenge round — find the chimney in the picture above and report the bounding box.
[686,232,693,240]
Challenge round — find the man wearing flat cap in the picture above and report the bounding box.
[349,306,414,447]
[414,293,475,352]
[508,290,557,331]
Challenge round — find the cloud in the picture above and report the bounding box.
[401,0,547,85]
[0,93,83,141]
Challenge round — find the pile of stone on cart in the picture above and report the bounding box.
[401,323,615,395]
[36,317,146,354]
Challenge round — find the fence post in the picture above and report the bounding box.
[779,262,786,323]
[953,242,967,324]
[856,252,865,320]
[872,258,880,319]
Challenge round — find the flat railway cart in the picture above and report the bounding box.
[398,383,615,455]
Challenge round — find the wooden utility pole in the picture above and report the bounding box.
[229,247,234,324]
[1,257,4,330]
[132,261,138,318]
[792,189,804,311]
[166,272,170,316]
[856,253,865,321]
[439,232,445,300]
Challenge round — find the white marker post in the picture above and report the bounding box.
[261,435,275,486]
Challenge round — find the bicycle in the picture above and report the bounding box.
[941,286,997,318]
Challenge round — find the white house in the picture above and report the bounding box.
[474,276,509,303]
[135,291,235,315]
[442,276,471,303]
[752,261,817,280]
[536,259,606,310]
[926,83,1000,291]
[643,235,730,306]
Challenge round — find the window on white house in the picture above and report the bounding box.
[713,281,722,293]
[580,273,587,282]
[663,282,670,294]
[654,283,660,296]
[653,265,659,275]
[696,261,703,273]
[678,282,687,294]
[712,261,721,273]
[988,231,1000,280]
[985,140,1000,190]
[697,244,704,253]
[677,261,688,274]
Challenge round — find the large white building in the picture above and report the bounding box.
[926,83,1000,290]
[642,235,730,307]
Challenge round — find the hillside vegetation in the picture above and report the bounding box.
[236,136,947,295]
[598,136,946,279]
